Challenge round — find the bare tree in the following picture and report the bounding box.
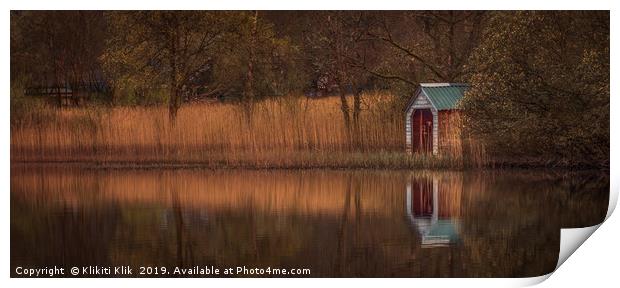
[103,11,237,122]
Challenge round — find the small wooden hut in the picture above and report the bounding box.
[405,83,468,155]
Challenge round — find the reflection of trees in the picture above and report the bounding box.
[10,196,120,276]
[455,171,608,277]
[10,167,120,276]
[173,190,197,267]
[11,167,609,277]
[560,173,609,228]
[333,175,352,275]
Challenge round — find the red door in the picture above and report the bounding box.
[412,109,433,153]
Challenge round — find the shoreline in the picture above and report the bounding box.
[10,159,609,172]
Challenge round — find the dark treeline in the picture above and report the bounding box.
[10,11,609,166]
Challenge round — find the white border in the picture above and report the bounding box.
[2,1,617,288]
[1,0,616,10]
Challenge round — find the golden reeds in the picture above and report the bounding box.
[11,93,486,168]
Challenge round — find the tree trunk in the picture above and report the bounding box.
[447,11,456,81]
[352,84,361,149]
[169,87,181,123]
[330,13,353,148]
[352,92,361,126]
[168,17,181,124]
[242,11,259,126]
[337,83,351,143]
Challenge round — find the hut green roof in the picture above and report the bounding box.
[420,83,469,110]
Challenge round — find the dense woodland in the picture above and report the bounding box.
[10,11,609,167]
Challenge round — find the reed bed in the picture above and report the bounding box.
[11,93,486,168]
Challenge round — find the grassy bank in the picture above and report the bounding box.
[11,93,487,169]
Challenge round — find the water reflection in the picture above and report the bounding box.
[406,176,460,247]
[11,167,608,277]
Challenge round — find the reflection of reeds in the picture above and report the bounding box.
[436,172,464,219]
[11,167,410,216]
[11,94,487,168]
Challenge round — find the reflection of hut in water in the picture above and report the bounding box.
[406,175,462,248]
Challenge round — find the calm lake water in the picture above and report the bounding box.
[11,166,609,277]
